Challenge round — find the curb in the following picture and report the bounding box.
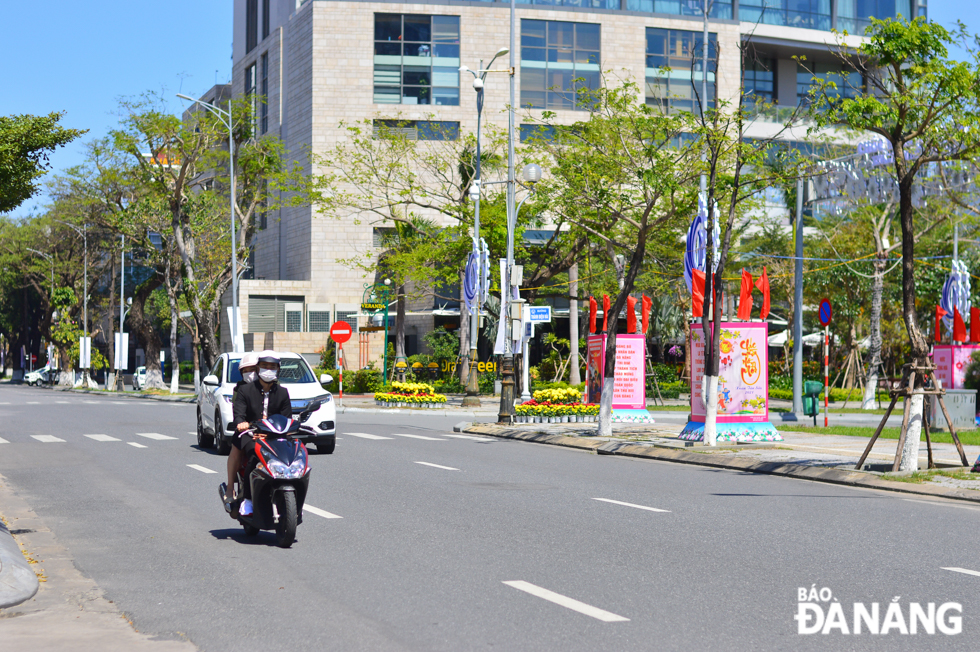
[461,424,980,505]
[337,406,498,418]
[0,519,39,609]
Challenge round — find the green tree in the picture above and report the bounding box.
[0,112,84,212]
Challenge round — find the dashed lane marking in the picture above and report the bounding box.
[343,432,393,440]
[187,464,217,474]
[592,498,671,513]
[127,442,148,448]
[445,434,495,442]
[26,401,40,405]
[502,581,630,622]
[31,435,66,443]
[414,461,459,471]
[85,434,121,442]
[0,437,8,444]
[136,432,178,441]
[56,401,70,404]
[942,567,980,578]
[391,433,446,441]
[304,505,343,519]
[187,432,197,435]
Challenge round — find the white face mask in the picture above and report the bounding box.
[243,370,257,383]
[258,368,279,383]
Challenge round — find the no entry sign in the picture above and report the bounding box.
[330,321,353,344]
[818,299,833,326]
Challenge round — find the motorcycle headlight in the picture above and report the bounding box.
[266,459,289,477]
[288,456,308,476]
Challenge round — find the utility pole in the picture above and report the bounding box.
[793,179,804,414]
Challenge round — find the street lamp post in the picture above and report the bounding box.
[54,220,89,383]
[460,47,509,407]
[383,278,392,387]
[176,92,241,353]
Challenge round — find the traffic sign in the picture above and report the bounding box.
[29,353,37,364]
[818,299,832,326]
[330,321,353,344]
[528,306,552,323]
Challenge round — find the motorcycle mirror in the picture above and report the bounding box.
[227,423,237,432]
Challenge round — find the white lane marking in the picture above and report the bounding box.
[0,402,11,405]
[26,401,40,405]
[127,442,148,448]
[502,581,630,622]
[187,431,197,435]
[592,498,671,513]
[942,567,980,578]
[904,499,980,512]
[344,432,393,440]
[414,461,459,471]
[85,434,121,442]
[0,437,8,444]
[136,432,178,441]
[109,401,129,405]
[391,433,446,441]
[304,505,343,519]
[445,434,495,442]
[187,464,217,474]
[56,401,70,404]
[31,435,66,443]
[83,401,103,404]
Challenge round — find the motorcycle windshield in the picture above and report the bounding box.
[258,437,307,467]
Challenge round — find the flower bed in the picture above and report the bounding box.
[374,381,448,408]
[533,388,582,404]
[515,400,599,423]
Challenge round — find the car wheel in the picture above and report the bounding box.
[197,409,214,449]
[315,438,335,455]
[215,411,232,455]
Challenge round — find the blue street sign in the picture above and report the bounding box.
[818,298,832,326]
[528,306,552,323]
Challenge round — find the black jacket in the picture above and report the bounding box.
[233,379,292,426]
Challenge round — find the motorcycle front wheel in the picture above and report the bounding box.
[274,491,297,548]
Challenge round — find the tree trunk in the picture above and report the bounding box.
[129,275,166,389]
[862,256,885,409]
[569,263,581,385]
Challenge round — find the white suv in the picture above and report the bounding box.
[196,352,336,454]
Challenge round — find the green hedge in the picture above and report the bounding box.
[769,386,889,403]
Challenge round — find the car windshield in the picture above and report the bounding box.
[227,357,316,384]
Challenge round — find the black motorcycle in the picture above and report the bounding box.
[218,402,320,548]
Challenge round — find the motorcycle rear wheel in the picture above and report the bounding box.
[274,491,298,548]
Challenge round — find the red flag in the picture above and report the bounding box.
[589,297,597,334]
[626,296,638,333]
[754,266,771,320]
[971,307,980,343]
[935,305,948,343]
[954,306,967,343]
[737,269,754,321]
[602,295,610,332]
[692,269,706,318]
[642,295,653,335]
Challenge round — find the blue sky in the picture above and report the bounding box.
[1,2,978,220]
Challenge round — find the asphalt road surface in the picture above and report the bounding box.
[0,383,978,651]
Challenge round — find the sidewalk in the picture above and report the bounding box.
[0,474,195,651]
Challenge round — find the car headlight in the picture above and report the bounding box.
[313,393,332,405]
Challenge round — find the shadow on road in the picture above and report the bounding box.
[209,528,290,547]
[190,444,226,456]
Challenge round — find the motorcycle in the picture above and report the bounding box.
[218,401,321,548]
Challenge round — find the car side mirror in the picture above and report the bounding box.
[202,374,219,387]
[319,373,333,385]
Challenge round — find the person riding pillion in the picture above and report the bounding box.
[232,350,292,517]
[222,351,259,505]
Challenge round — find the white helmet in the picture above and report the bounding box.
[240,351,259,370]
[258,350,280,365]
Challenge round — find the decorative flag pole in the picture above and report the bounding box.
[824,326,829,428]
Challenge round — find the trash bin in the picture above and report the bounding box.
[803,381,824,426]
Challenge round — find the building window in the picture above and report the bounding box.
[517,0,620,8]
[262,0,270,40]
[624,0,733,19]
[373,227,396,247]
[335,311,359,333]
[373,14,460,106]
[245,62,257,134]
[520,124,556,143]
[372,119,460,141]
[308,309,331,333]
[520,20,601,111]
[797,62,862,106]
[247,295,305,332]
[742,56,775,107]
[739,0,831,31]
[246,0,258,53]
[645,28,717,113]
[837,0,912,33]
[260,52,269,134]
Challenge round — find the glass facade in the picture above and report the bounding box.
[743,56,775,106]
[645,27,716,113]
[516,0,620,9]
[739,0,831,31]
[520,19,601,110]
[797,62,862,105]
[373,119,460,141]
[626,0,732,19]
[374,14,461,106]
[837,0,913,34]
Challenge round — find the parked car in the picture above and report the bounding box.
[24,365,57,386]
[197,352,336,455]
[133,366,147,390]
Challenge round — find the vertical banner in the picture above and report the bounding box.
[690,322,769,423]
[114,333,130,371]
[227,306,245,353]
[79,336,91,369]
[932,344,980,389]
[612,335,646,409]
[585,335,605,404]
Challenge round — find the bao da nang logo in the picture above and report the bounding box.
[796,586,962,635]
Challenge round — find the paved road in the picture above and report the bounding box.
[0,383,978,650]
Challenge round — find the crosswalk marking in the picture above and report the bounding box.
[343,432,393,440]
[31,435,66,443]
[127,442,148,448]
[414,461,459,471]
[136,432,178,441]
[304,505,343,519]
[391,433,445,441]
[187,464,217,474]
[85,434,121,442]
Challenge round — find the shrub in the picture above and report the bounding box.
[434,376,465,394]
[650,363,679,384]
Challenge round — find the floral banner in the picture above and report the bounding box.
[931,345,980,390]
[690,322,769,423]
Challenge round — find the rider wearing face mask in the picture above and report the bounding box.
[222,351,259,507]
[231,350,292,517]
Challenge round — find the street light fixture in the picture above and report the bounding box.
[459,46,509,407]
[176,92,242,353]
